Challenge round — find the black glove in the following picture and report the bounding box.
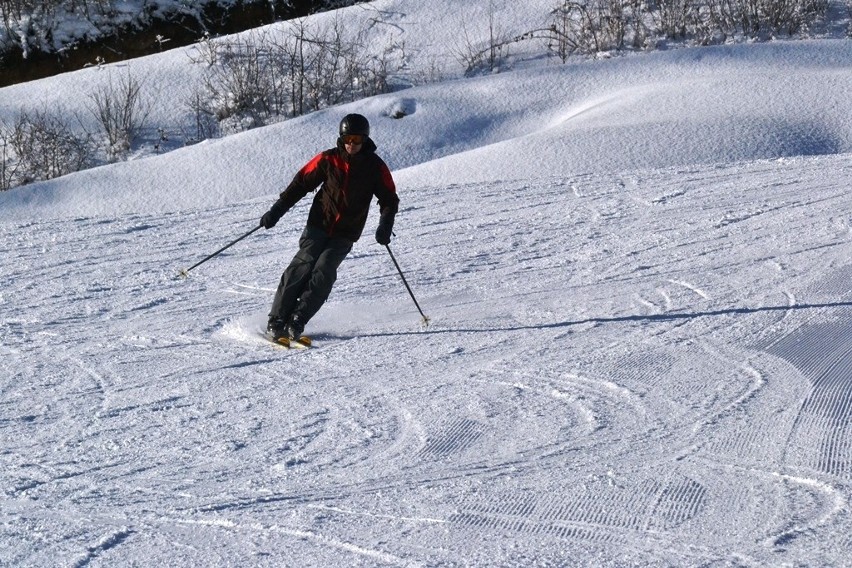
[260,200,287,229]
[260,210,279,229]
[375,211,395,245]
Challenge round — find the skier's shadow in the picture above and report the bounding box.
[345,300,852,339]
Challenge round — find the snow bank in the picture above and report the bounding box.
[1,40,850,219]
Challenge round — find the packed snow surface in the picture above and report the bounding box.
[2,1,852,566]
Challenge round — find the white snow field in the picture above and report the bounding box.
[2,1,852,566]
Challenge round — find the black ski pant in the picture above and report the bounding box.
[269,226,353,328]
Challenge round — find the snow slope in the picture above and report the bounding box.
[2,1,852,566]
[1,40,851,219]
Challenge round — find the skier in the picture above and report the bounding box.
[259,113,399,345]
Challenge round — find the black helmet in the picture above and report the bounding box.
[339,113,370,137]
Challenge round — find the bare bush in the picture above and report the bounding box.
[188,16,399,135]
[186,31,219,67]
[693,0,829,38]
[453,1,516,75]
[296,17,389,110]
[87,70,151,160]
[7,109,92,185]
[186,89,221,142]
[208,34,275,132]
[543,0,637,56]
[652,0,703,39]
[539,0,831,60]
[0,120,18,190]
[544,1,578,61]
[269,17,395,116]
[188,29,285,134]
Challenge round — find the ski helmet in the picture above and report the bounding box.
[339,114,370,137]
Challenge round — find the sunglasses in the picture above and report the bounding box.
[342,134,365,145]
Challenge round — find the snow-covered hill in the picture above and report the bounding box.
[2,39,850,219]
[1,1,852,566]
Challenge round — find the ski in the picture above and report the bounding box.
[290,335,313,349]
[261,332,312,350]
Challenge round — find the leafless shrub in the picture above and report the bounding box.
[0,120,18,190]
[266,17,394,116]
[297,17,389,110]
[543,0,637,56]
[186,89,221,142]
[651,0,703,39]
[693,0,829,38]
[452,1,516,76]
[211,34,274,132]
[87,70,151,161]
[538,0,831,61]
[6,109,92,185]
[188,29,285,134]
[188,16,399,135]
[186,31,219,67]
[543,1,582,61]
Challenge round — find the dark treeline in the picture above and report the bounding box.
[0,0,364,86]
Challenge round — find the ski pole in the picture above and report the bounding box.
[179,225,261,278]
[385,244,429,326]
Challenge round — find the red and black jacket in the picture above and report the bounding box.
[274,138,399,242]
